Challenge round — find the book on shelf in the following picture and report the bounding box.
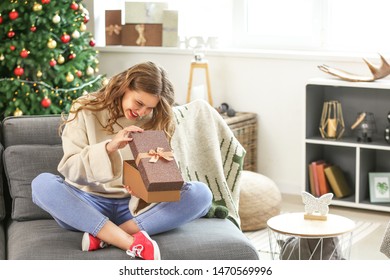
[308,164,316,195]
[309,160,325,196]
[316,162,331,195]
[324,165,352,198]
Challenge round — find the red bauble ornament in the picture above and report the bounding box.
[89,39,96,47]
[70,2,79,10]
[41,0,51,4]
[0,15,3,24]
[10,45,15,51]
[61,33,71,43]
[20,49,29,58]
[30,25,37,32]
[9,9,19,20]
[41,97,51,108]
[76,70,82,77]
[68,53,76,60]
[14,66,24,76]
[84,15,89,23]
[7,30,15,38]
[49,59,57,67]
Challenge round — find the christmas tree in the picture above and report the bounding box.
[0,0,105,118]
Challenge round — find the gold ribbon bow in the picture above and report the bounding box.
[135,24,146,46]
[105,24,122,36]
[136,147,174,166]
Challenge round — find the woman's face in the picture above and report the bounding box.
[122,88,160,120]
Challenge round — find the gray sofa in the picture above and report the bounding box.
[0,115,259,260]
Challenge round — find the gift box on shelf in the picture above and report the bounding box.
[123,130,184,203]
[121,23,162,46]
[125,2,168,24]
[162,10,178,47]
[105,10,122,45]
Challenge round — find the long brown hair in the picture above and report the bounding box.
[61,61,176,139]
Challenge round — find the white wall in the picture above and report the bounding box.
[84,0,383,195]
[96,48,377,195]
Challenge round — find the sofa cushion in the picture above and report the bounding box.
[2,115,62,147]
[7,218,259,260]
[3,144,63,221]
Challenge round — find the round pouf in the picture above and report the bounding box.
[238,170,282,231]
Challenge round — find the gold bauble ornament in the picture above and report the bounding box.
[33,3,42,12]
[47,38,57,49]
[37,70,43,78]
[102,78,109,86]
[66,72,74,82]
[14,108,23,116]
[0,54,4,61]
[80,22,87,32]
[57,55,65,64]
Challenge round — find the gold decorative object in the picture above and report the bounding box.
[319,101,345,140]
[318,54,390,82]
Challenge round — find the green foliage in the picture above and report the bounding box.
[0,0,105,118]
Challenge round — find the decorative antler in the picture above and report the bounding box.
[318,54,390,82]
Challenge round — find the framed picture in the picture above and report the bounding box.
[369,173,390,203]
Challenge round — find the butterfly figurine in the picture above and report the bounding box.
[301,191,334,216]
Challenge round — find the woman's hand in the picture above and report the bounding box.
[106,125,143,154]
[124,185,139,198]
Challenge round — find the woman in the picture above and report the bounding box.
[32,61,212,260]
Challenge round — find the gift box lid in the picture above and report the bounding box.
[128,130,184,191]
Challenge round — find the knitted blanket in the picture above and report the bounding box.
[171,99,246,227]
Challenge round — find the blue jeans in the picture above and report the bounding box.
[31,173,212,236]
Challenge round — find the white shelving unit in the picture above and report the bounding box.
[305,77,390,212]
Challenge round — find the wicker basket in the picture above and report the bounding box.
[223,112,258,171]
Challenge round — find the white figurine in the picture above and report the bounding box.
[302,191,333,220]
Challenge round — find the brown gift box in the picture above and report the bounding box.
[121,24,162,46]
[105,10,122,45]
[123,131,184,203]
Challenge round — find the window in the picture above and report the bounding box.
[233,0,390,53]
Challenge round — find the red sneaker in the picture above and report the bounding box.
[126,231,161,260]
[81,232,108,251]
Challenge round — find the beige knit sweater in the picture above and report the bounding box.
[57,104,149,198]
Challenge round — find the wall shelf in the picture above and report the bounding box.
[305,77,390,212]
